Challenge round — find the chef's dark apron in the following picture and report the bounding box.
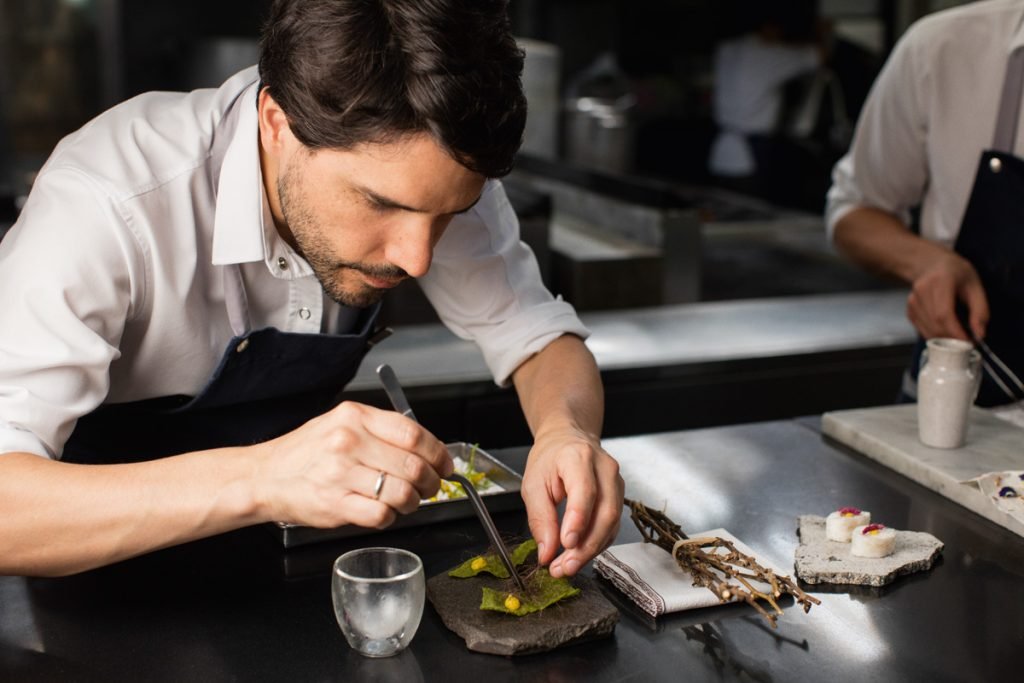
[62,263,383,463]
[906,47,1024,407]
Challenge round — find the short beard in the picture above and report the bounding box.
[277,163,405,309]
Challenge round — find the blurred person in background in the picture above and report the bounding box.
[709,0,850,212]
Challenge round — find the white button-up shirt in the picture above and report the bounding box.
[0,67,587,459]
[826,0,1024,245]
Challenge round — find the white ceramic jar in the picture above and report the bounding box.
[917,338,981,448]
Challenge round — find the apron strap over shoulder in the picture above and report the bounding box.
[992,47,1024,153]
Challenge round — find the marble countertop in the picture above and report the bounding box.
[822,404,1024,537]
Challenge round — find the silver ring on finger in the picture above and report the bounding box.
[372,471,388,500]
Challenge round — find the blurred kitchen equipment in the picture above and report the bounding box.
[518,37,560,160]
[563,52,635,174]
[185,37,259,89]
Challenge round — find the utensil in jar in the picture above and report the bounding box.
[956,306,1024,403]
[972,335,1024,402]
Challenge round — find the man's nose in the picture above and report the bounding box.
[384,217,437,279]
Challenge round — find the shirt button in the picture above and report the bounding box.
[236,339,250,353]
[298,307,311,320]
[990,157,1003,173]
[277,257,289,271]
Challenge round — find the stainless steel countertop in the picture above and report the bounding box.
[351,290,916,389]
[3,417,1019,681]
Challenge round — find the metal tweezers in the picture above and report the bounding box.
[376,363,527,592]
[971,335,1024,405]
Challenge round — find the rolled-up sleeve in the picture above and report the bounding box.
[825,24,931,241]
[0,168,138,458]
[418,180,589,386]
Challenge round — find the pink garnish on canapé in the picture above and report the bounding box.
[862,524,885,535]
[838,507,862,517]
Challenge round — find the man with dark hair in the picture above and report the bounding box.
[0,0,623,578]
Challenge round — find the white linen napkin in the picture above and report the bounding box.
[593,528,783,617]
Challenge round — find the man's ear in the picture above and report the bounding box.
[257,88,293,152]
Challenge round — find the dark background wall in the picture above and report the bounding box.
[0,0,937,439]
[0,0,963,225]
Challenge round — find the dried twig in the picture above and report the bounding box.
[626,498,819,628]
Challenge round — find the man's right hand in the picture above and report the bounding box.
[832,208,989,343]
[251,401,453,530]
[906,251,989,342]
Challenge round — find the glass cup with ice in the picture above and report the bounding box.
[332,547,425,657]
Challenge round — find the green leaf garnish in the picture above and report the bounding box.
[480,568,580,616]
[510,538,538,565]
[448,539,538,578]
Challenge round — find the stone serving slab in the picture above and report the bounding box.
[794,515,943,587]
[427,572,618,656]
[821,404,1024,538]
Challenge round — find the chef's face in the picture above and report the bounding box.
[265,110,485,309]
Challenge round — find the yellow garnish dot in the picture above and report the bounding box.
[470,557,487,571]
[504,595,521,611]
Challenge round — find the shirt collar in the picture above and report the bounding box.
[1010,9,1024,53]
[210,70,314,279]
[211,70,268,266]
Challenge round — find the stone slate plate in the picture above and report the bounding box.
[794,515,944,587]
[427,571,619,655]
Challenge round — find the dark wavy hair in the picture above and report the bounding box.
[258,0,527,178]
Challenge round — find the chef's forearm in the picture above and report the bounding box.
[833,206,955,283]
[0,449,261,576]
[511,334,604,441]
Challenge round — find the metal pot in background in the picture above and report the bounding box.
[562,52,635,175]
[518,38,561,161]
[564,93,635,175]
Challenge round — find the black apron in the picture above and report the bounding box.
[62,263,383,463]
[907,47,1024,407]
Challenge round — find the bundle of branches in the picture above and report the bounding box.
[626,498,820,627]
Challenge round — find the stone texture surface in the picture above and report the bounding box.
[427,571,619,655]
[794,515,943,587]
